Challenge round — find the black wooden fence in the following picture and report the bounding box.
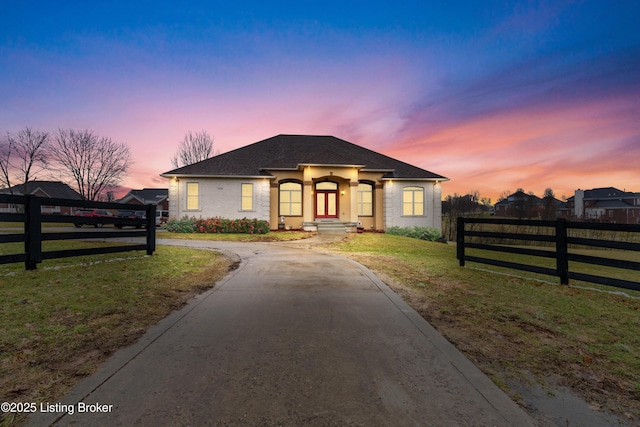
[457,217,640,291]
[0,194,156,270]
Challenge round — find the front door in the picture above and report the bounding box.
[315,182,339,219]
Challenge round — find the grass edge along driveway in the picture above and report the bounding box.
[0,244,232,427]
[321,233,640,424]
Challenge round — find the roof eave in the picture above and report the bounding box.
[296,163,367,169]
[380,177,450,182]
[360,168,395,173]
[161,173,275,179]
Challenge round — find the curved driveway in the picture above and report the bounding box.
[30,238,534,426]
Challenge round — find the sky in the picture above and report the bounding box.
[1,0,639,202]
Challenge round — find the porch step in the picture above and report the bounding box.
[316,221,351,233]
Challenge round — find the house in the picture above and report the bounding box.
[568,187,640,224]
[118,188,169,211]
[494,190,544,218]
[160,135,448,232]
[0,181,83,214]
[494,190,567,219]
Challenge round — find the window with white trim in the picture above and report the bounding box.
[403,186,424,216]
[241,183,253,211]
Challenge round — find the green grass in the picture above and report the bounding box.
[2,231,638,423]
[464,244,640,290]
[325,233,640,419]
[0,243,231,427]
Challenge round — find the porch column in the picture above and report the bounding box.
[349,181,359,223]
[303,180,313,224]
[269,182,279,229]
[375,183,384,230]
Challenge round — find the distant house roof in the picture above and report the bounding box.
[0,181,82,200]
[118,188,168,205]
[495,191,543,206]
[161,135,448,181]
[591,199,634,209]
[583,187,635,199]
[495,191,565,210]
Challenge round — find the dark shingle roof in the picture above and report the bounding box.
[591,199,634,209]
[1,181,82,199]
[161,135,447,180]
[584,187,633,199]
[119,188,168,204]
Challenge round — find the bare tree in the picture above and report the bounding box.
[442,192,483,241]
[480,197,492,209]
[0,135,11,190]
[542,188,557,220]
[512,188,528,219]
[2,127,50,194]
[498,190,511,202]
[54,129,132,201]
[171,130,215,169]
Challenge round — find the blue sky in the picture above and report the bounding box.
[2,1,639,200]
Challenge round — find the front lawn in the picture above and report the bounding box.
[0,245,232,427]
[323,233,640,423]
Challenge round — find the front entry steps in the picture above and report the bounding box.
[309,221,357,233]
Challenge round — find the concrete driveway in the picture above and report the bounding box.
[29,238,534,426]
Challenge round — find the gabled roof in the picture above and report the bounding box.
[1,181,82,200]
[118,188,168,204]
[161,135,448,180]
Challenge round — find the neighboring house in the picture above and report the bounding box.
[567,187,640,224]
[118,188,169,211]
[0,181,83,214]
[494,190,567,219]
[160,135,448,232]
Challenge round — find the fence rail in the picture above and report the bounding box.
[0,194,156,270]
[456,217,640,291]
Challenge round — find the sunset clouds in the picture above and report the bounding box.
[1,1,638,201]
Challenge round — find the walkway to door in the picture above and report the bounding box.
[30,239,534,426]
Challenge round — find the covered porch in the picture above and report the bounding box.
[269,165,385,233]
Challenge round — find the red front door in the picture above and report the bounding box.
[316,190,338,218]
[315,181,339,219]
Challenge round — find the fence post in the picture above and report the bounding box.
[457,216,465,266]
[146,204,156,255]
[556,218,568,285]
[24,195,42,270]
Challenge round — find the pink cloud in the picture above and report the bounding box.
[381,93,640,201]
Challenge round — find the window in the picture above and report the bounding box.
[280,182,302,216]
[358,182,373,216]
[316,181,338,190]
[241,183,253,211]
[403,186,424,216]
[186,182,199,210]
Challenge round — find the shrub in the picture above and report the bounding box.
[164,216,270,234]
[386,226,442,241]
[194,217,269,234]
[163,216,197,233]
